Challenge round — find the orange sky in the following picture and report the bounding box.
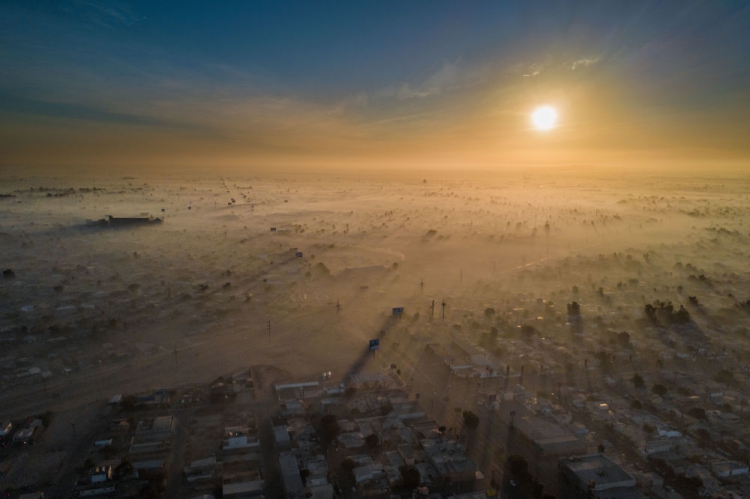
[1,2,749,173]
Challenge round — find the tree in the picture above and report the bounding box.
[714,369,735,385]
[631,373,645,389]
[300,468,310,485]
[567,302,581,316]
[687,407,706,420]
[652,384,668,396]
[115,459,134,479]
[365,434,380,449]
[400,466,421,489]
[520,324,537,341]
[694,428,711,443]
[617,331,631,347]
[320,415,341,442]
[463,410,480,430]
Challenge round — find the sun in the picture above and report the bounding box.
[531,105,558,131]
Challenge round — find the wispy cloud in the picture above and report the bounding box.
[517,56,603,77]
[61,0,140,28]
[327,92,369,116]
[0,93,208,131]
[382,60,489,101]
[570,57,601,70]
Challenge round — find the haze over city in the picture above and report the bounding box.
[1,2,749,499]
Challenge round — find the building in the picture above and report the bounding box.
[89,466,112,483]
[279,452,306,499]
[711,461,749,479]
[353,464,385,484]
[274,425,292,451]
[424,440,477,493]
[132,460,165,479]
[223,425,259,451]
[559,454,646,499]
[514,415,587,459]
[91,215,163,228]
[222,480,265,499]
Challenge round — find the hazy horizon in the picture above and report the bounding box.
[2,1,749,173]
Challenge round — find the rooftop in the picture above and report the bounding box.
[561,454,636,491]
[222,480,264,496]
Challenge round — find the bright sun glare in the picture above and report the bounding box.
[531,105,558,131]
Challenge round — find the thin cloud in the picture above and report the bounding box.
[63,0,140,28]
[570,57,601,70]
[382,60,488,101]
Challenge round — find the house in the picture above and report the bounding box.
[223,427,259,451]
[711,461,749,478]
[89,466,112,484]
[352,464,385,484]
[644,440,673,456]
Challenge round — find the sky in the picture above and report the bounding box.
[1,1,749,171]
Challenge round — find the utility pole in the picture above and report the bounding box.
[441,299,446,320]
[430,300,435,319]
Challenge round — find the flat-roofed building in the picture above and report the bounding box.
[559,454,646,499]
[279,452,305,499]
[222,480,264,499]
[424,440,477,493]
[712,461,749,478]
[514,415,587,459]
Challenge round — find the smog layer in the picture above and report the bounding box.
[2,170,749,415]
[2,169,750,498]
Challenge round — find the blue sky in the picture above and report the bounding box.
[1,1,749,169]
